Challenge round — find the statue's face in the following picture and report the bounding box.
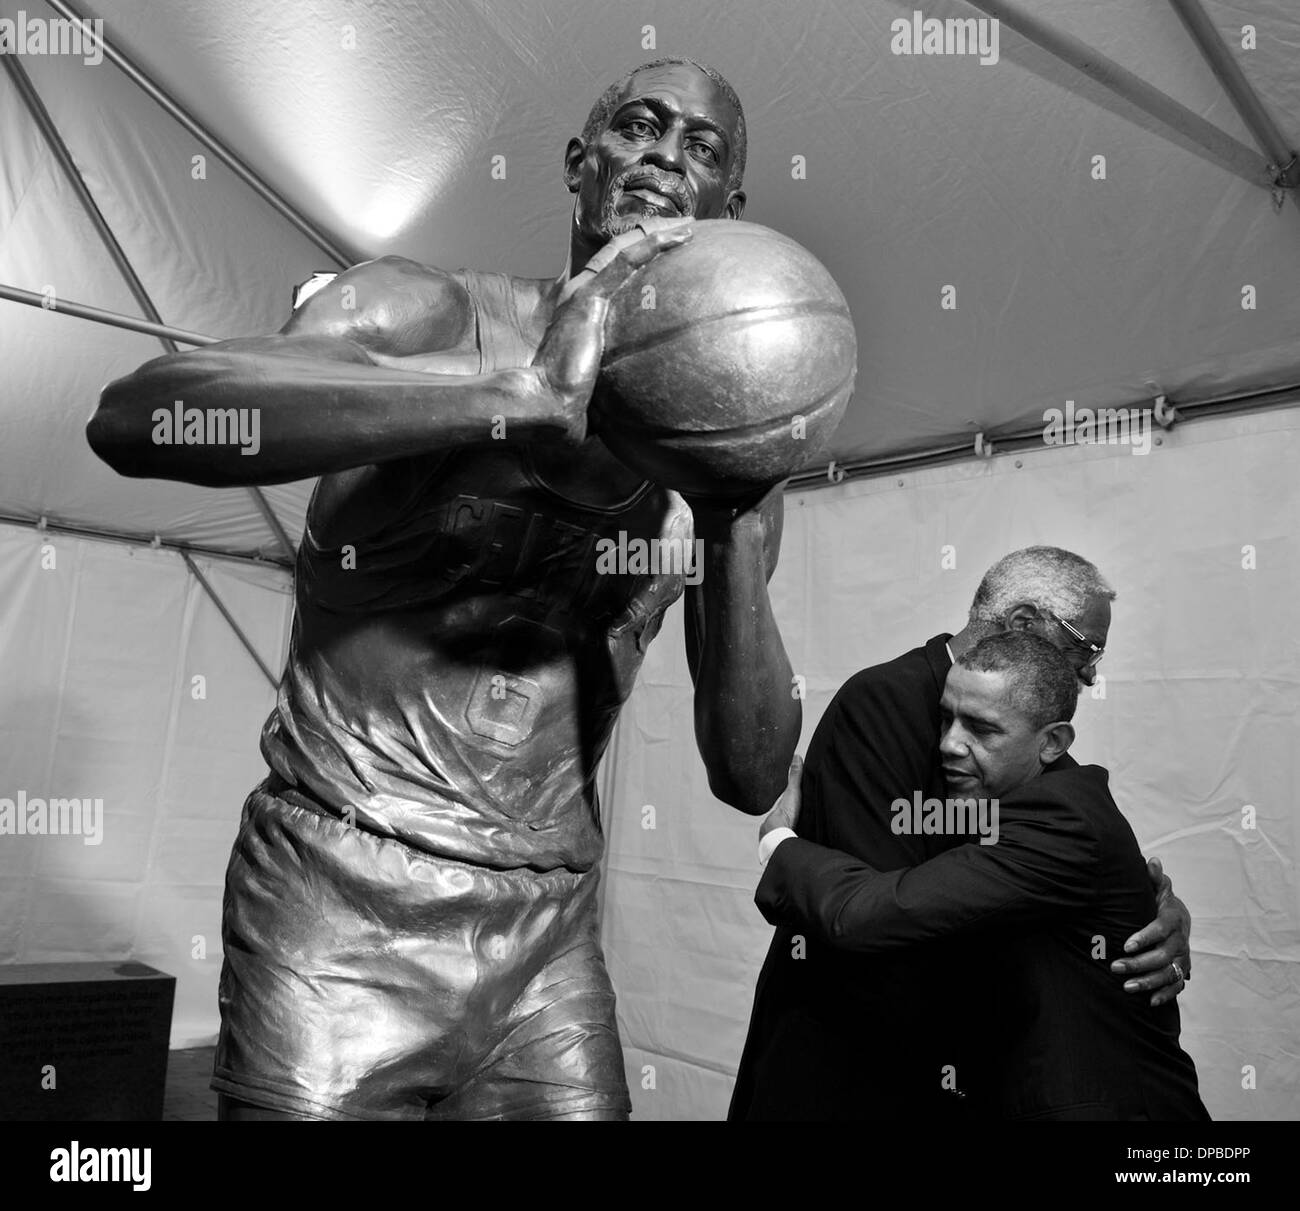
[568,63,744,242]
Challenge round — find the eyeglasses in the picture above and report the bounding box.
[1046,611,1105,669]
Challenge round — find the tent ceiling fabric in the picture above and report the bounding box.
[1,0,1298,557]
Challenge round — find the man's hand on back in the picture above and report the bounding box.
[1111,857,1192,1007]
[760,756,803,839]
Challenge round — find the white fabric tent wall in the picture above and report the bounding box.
[1,416,1294,1115]
[0,524,291,1046]
[599,406,1300,1121]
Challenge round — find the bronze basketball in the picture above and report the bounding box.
[593,220,857,498]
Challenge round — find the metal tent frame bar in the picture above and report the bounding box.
[774,0,1293,491]
[1,512,288,688]
[180,553,280,689]
[0,512,293,571]
[787,377,1300,493]
[963,0,1278,189]
[1,54,179,350]
[0,283,218,346]
[42,0,355,269]
[0,50,296,565]
[1171,0,1300,190]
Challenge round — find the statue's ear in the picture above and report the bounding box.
[564,138,585,193]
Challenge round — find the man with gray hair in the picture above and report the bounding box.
[730,546,1191,1121]
[753,632,1209,1120]
[963,546,1115,688]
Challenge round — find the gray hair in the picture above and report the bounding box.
[968,546,1116,627]
[957,632,1079,729]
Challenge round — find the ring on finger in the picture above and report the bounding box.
[1171,960,1184,983]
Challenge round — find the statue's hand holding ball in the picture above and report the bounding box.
[532,217,693,447]
[537,218,857,498]
[595,220,857,498]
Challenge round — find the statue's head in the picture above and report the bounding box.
[564,58,747,244]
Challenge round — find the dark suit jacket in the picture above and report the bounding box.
[756,762,1209,1121]
[730,635,988,1121]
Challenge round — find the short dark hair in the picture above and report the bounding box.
[580,57,747,193]
[957,632,1079,729]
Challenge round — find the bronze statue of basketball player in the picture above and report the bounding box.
[87,58,800,1120]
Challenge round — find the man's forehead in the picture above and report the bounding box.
[615,63,737,129]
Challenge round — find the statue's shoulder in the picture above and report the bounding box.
[282,255,475,356]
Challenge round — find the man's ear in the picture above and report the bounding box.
[563,137,585,193]
[1002,602,1040,632]
[1038,721,1075,766]
[724,189,747,220]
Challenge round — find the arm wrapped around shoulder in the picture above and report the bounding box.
[756,789,1098,953]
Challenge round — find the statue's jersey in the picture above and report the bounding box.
[259,269,692,874]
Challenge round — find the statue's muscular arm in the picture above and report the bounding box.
[683,488,801,815]
[85,255,591,486]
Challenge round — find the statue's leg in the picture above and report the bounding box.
[426,874,632,1121]
[211,782,469,1122]
[215,782,633,1121]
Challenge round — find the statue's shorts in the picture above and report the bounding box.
[211,778,630,1120]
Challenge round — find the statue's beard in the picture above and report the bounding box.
[599,170,692,237]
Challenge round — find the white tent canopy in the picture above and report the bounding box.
[4,0,1300,557]
[1,0,1296,1120]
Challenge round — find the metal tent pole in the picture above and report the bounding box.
[786,378,1300,493]
[1169,0,1299,190]
[2,54,297,563]
[961,0,1273,187]
[0,513,294,571]
[0,283,217,346]
[41,0,355,269]
[181,552,280,690]
[248,489,297,567]
[2,53,181,353]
